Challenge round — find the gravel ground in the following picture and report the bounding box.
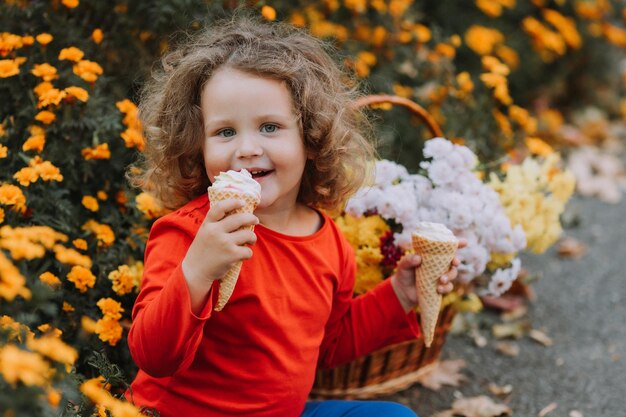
[383,194,626,417]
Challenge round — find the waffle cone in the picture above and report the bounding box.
[208,188,259,311]
[412,234,457,347]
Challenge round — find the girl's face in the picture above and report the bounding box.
[201,68,307,214]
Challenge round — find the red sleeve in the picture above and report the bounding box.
[127,212,216,378]
[317,242,421,369]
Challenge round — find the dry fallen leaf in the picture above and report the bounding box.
[529,329,554,346]
[500,305,528,322]
[495,341,520,357]
[414,359,466,391]
[569,411,584,417]
[488,382,513,396]
[492,321,530,339]
[538,402,558,416]
[433,395,512,417]
[557,237,588,259]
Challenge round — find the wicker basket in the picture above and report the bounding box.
[310,95,453,400]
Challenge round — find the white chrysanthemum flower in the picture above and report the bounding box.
[487,258,521,296]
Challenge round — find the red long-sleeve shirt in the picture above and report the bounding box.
[127,194,420,417]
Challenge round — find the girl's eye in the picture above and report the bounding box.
[217,128,236,138]
[261,124,278,133]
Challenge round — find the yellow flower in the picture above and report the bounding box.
[525,136,554,156]
[92,28,103,44]
[0,183,27,213]
[35,110,56,124]
[83,219,115,246]
[108,264,139,296]
[135,192,166,219]
[27,334,78,365]
[82,196,99,212]
[0,58,25,78]
[47,388,62,408]
[0,252,32,300]
[73,238,87,250]
[72,59,103,82]
[0,345,52,386]
[64,86,89,102]
[13,167,38,186]
[35,33,53,46]
[261,5,276,21]
[61,0,79,8]
[81,143,111,160]
[37,88,67,108]
[465,25,504,55]
[66,265,96,293]
[31,63,58,81]
[39,271,61,287]
[58,46,84,62]
[95,316,123,346]
[97,297,124,320]
[53,244,92,267]
[34,81,54,98]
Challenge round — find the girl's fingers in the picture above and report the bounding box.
[457,238,468,249]
[230,229,257,247]
[205,199,245,222]
[217,212,259,233]
[398,254,421,269]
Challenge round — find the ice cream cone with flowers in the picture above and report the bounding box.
[411,222,458,347]
[207,169,261,311]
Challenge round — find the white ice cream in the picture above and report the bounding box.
[210,169,262,201]
[413,221,457,243]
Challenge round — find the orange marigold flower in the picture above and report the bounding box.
[261,5,276,21]
[30,157,63,182]
[81,143,110,160]
[525,136,554,156]
[21,35,34,46]
[108,265,137,296]
[97,297,124,320]
[31,63,58,81]
[0,33,24,56]
[72,238,87,250]
[53,244,92,267]
[27,334,78,365]
[35,110,56,125]
[64,86,89,102]
[72,60,103,83]
[58,46,84,62]
[61,0,79,8]
[23,133,46,153]
[0,184,26,213]
[0,145,8,159]
[82,220,115,246]
[95,317,123,346]
[0,58,26,78]
[38,88,67,108]
[120,128,145,151]
[543,9,582,49]
[135,192,166,219]
[34,81,54,98]
[492,109,513,137]
[482,55,510,75]
[92,29,103,44]
[602,23,626,47]
[476,0,503,17]
[0,123,5,137]
[0,345,51,386]
[39,272,61,287]
[0,207,4,224]
[465,25,504,55]
[35,33,53,46]
[47,388,62,407]
[495,45,519,70]
[97,191,107,200]
[82,196,99,212]
[413,24,432,43]
[62,301,75,312]
[81,316,97,333]
[13,167,38,186]
[0,252,32,301]
[66,265,96,293]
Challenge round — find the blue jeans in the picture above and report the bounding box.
[301,400,418,417]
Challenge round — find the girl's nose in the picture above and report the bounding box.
[235,132,263,158]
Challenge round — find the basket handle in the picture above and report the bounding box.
[352,94,444,138]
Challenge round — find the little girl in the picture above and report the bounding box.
[127,15,460,417]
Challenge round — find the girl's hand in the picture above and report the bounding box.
[391,239,467,313]
[182,198,258,290]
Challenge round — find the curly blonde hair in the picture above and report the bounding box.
[130,14,376,212]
